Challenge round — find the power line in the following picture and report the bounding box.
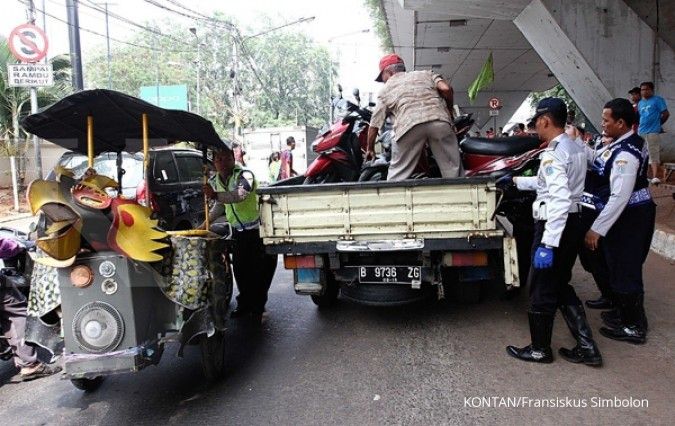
[141,0,237,32]
[78,0,190,46]
[15,0,188,52]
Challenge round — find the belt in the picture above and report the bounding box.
[580,188,652,211]
[532,201,582,221]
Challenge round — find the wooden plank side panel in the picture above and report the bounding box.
[260,182,497,241]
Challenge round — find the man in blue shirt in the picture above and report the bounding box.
[637,81,670,183]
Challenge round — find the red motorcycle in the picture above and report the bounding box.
[304,94,372,184]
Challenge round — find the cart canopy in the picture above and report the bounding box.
[21,89,230,155]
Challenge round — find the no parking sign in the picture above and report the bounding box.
[8,23,49,63]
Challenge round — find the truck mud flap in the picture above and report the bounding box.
[502,235,520,288]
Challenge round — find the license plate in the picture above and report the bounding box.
[357,266,422,285]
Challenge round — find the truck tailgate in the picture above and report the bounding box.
[258,177,501,244]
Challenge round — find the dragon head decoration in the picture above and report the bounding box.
[71,168,118,210]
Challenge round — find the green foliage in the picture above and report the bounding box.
[363,0,393,51]
[0,36,72,155]
[530,83,595,131]
[84,17,333,136]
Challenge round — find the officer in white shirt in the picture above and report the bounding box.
[583,98,655,344]
[506,98,602,366]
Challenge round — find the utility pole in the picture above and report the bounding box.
[231,40,239,139]
[27,0,43,179]
[103,2,112,89]
[66,0,84,90]
[189,27,201,114]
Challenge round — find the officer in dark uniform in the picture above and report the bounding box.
[583,98,655,344]
[575,133,614,310]
[506,97,602,366]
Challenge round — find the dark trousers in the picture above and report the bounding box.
[602,202,656,295]
[529,214,583,314]
[1,284,37,368]
[231,228,278,314]
[578,209,612,298]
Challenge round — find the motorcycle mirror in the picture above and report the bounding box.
[337,84,343,94]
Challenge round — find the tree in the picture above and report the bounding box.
[0,36,72,156]
[83,17,333,136]
[530,83,598,133]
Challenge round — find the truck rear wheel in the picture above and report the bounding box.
[442,268,482,304]
[70,376,104,392]
[310,271,339,308]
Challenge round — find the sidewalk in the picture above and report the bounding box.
[651,185,675,260]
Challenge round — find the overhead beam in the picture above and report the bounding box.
[401,0,530,20]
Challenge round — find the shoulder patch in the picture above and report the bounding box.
[602,150,612,160]
[614,159,628,174]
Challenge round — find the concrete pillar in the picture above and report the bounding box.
[514,0,675,134]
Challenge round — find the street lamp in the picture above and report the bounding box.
[189,27,201,114]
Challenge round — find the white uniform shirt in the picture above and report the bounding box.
[514,132,586,247]
[589,130,641,236]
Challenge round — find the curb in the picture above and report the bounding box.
[651,228,675,261]
[0,213,33,224]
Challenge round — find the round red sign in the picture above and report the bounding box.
[8,23,49,63]
[488,97,502,110]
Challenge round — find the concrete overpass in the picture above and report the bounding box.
[381,0,675,135]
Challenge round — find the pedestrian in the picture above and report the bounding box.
[637,81,670,184]
[268,151,281,183]
[279,136,297,180]
[486,127,495,138]
[1,238,61,381]
[232,142,247,166]
[202,148,278,324]
[513,123,527,136]
[628,87,641,133]
[506,97,602,366]
[584,98,655,344]
[366,54,463,181]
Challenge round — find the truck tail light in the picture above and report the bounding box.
[443,251,488,267]
[284,255,324,269]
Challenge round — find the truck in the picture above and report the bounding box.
[257,176,520,306]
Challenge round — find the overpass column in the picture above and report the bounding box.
[514,0,674,132]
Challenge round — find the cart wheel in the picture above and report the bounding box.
[70,376,104,392]
[311,270,339,308]
[200,331,225,383]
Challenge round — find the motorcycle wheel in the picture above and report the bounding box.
[70,376,104,392]
[303,170,339,184]
[200,331,225,383]
[358,167,387,182]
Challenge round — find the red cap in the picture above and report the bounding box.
[375,53,404,82]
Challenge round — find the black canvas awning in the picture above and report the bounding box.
[21,89,230,155]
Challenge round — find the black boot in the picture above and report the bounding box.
[506,312,554,363]
[585,296,612,310]
[558,304,602,366]
[600,293,646,344]
[601,308,621,327]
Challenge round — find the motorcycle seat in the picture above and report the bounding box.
[460,136,541,156]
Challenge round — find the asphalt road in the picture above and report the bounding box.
[1,252,673,425]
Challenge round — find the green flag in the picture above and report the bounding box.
[467,52,494,102]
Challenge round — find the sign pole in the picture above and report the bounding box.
[30,88,43,179]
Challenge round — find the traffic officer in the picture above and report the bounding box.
[203,147,278,324]
[584,98,655,344]
[505,97,602,366]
